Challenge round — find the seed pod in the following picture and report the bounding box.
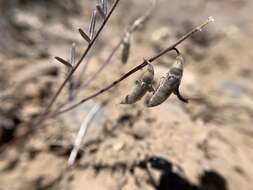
[121,62,154,104]
[146,54,184,107]
[96,4,106,19]
[121,34,131,64]
[69,43,76,67]
[101,0,107,15]
[89,10,97,40]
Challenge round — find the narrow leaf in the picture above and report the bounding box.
[55,56,72,68]
[78,28,91,43]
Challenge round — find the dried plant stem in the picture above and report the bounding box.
[149,16,214,62]
[51,0,155,115]
[36,0,121,123]
[0,0,121,153]
[76,56,92,82]
[128,0,156,33]
[81,42,122,90]
[52,17,214,117]
[68,104,101,166]
[78,1,155,91]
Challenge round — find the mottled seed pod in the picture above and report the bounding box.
[121,62,154,104]
[146,54,184,107]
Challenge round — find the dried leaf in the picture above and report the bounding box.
[55,56,72,68]
[78,28,91,43]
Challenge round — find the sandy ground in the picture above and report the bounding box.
[0,0,253,190]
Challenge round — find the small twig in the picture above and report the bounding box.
[80,41,122,90]
[149,16,214,62]
[74,55,93,89]
[52,16,214,116]
[68,104,101,166]
[128,0,156,33]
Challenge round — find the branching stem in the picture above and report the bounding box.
[52,16,214,117]
[34,0,121,124]
[0,0,121,153]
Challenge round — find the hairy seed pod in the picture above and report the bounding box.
[121,34,131,64]
[121,62,154,104]
[101,0,107,15]
[146,54,184,107]
[69,43,76,67]
[96,4,106,19]
[89,10,97,40]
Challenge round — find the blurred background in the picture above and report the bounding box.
[0,0,252,189]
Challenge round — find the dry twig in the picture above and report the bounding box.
[53,16,215,116]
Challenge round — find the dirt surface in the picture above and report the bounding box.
[0,0,253,190]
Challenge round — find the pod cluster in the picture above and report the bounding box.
[121,53,188,107]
